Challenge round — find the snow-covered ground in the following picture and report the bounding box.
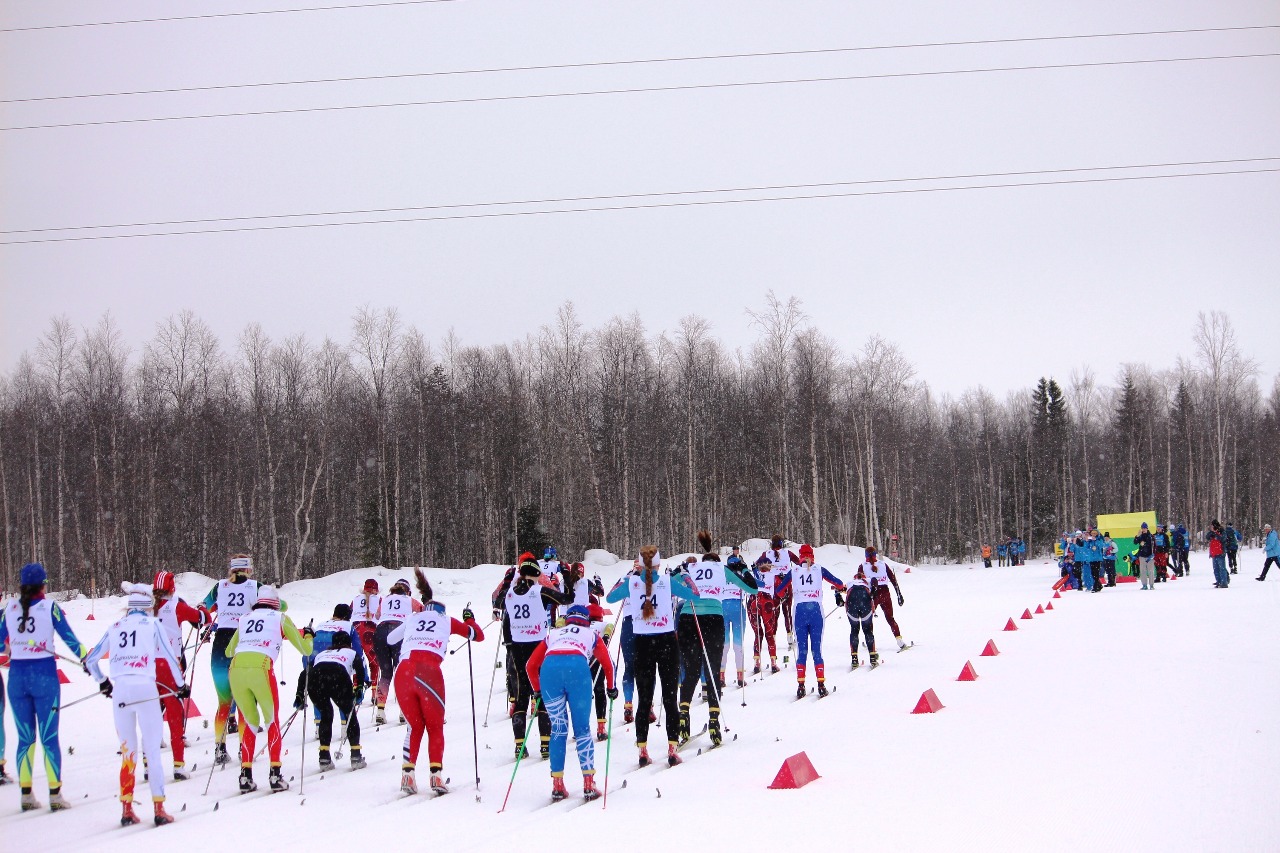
[3,545,1277,852]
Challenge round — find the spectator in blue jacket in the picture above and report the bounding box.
[996,542,1008,567]
[1257,524,1280,581]
[1224,523,1241,574]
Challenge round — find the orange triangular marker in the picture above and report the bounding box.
[911,688,945,714]
[1053,591,1061,599]
[1034,604,1045,614]
[1003,618,1018,631]
[768,752,821,789]
[957,660,979,681]
[183,698,202,718]
[1045,601,1054,611]
[57,668,71,684]
[980,639,1000,656]
[1021,608,1034,620]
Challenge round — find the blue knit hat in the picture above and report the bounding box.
[1141,522,1149,530]
[20,563,47,586]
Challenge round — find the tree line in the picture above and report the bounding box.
[1,298,1275,593]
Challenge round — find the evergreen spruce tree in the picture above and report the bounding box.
[515,502,552,561]
[359,494,389,567]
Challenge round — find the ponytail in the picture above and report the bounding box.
[414,567,433,605]
[639,545,658,620]
[19,583,40,621]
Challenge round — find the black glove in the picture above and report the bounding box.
[99,678,113,698]
[590,575,605,596]
[462,607,475,623]
[176,684,191,700]
[302,625,315,638]
[834,591,845,608]
[897,593,905,607]
[492,608,503,622]
[607,687,619,700]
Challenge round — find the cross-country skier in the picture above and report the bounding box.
[387,569,483,795]
[676,531,756,744]
[307,627,368,772]
[151,570,207,780]
[616,559,644,724]
[0,563,87,811]
[499,555,575,759]
[747,553,786,673]
[605,546,703,767]
[0,665,8,786]
[864,546,910,650]
[199,554,268,767]
[720,545,751,689]
[527,603,617,801]
[787,544,845,698]
[841,564,878,667]
[350,578,382,690]
[85,582,190,827]
[225,585,313,793]
[294,603,369,737]
[761,536,798,660]
[373,577,423,725]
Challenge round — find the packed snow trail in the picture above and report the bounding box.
[3,545,1277,851]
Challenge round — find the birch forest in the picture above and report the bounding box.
[1,297,1275,592]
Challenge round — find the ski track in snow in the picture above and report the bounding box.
[4,546,1278,852]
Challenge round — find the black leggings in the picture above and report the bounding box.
[373,621,403,706]
[508,641,550,745]
[677,614,724,708]
[308,662,359,749]
[633,631,680,746]
[847,612,876,654]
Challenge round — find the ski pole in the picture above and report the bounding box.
[115,686,181,707]
[53,650,89,674]
[299,652,310,796]
[466,631,480,797]
[182,625,211,736]
[450,617,497,655]
[497,697,540,813]
[53,690,103,711]
[688,606,724,728]
[483,638,505,728]
[601,693,615,809]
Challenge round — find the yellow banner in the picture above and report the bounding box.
[1096,510,1158,538]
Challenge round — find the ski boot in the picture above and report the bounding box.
[851,652,860,669]
[717,672,726,692]
[400,768,417,795]
[153,801,174,826]
[429,772,448,795]
[770,658,780,674]
[709,714,722,747]
[752,657,761,675]
[20,792,42,811]
[623,703,634,724]
[514,740,526,761]
[596,720,607,742]
[213,743,230,767]
[317,750,335,772]
[48,790,70,811]
[0,764,11,785]
[120,802,141,826]
[637,745,651,768]
[238,768,256,794]
[583,774,600,801]
[870,652,880,669]
[551,776,568,802]
[896,636,909,651]
[648,709,657,723]
[540,738,550,761]
[667,742,682,767]
[226,716,238,735]
[796,683,807,700]
[374,706,387,726]
[398,712,406,724]
[736,670,746,688]
[172,763,190,781]
[817,682,829,698]
[269,766,289,792]
[677,704,691,743]
[350,749,367,770]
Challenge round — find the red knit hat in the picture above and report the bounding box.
[153,570,176,594]
[798,544,815,561]
[363,578,379,594]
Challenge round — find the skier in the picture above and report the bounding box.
[499,555,574,760]
[675,531,756,745]
[787,544,845,698]
[1225,523,1241,574]
[225,585,313,793]
[0,665,8,786]
[605,546,703,767]
[150,570,207,780]
[526,603,617,801]
[373,577,423,725]
[199,554,266,767]
[747,555,782,674]
[616,559,643,724]
[761,536,797,660]
[350,578,382,691]
[864,546,910,650]
[719,545,751,689]
[386,569,483,795]
[307,628,369,772]
[85,582,189,827]
[294,603,368,736]
[841,564,878,667]
[0,563,87,811]
[1257,523,1279,580]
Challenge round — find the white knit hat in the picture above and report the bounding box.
[256,585,280,609]
[122,582,153,610]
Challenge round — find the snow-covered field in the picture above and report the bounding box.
[4,544,1277,852]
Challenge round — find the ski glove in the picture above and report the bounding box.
[897,593,905,607]
[607,687,619,700]
[302,625,315,638]
[492,608,503,622]
[834,591,845,608]
[99,678,113,698]
[176,684,191,700]
[462,607,475,623]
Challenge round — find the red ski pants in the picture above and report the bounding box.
[748,595,780,660]
[354,621,379,687]
[394,651,446,772]
[872,587,902,637]
[155,658,186,766]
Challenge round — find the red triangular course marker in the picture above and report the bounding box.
[1053,591,1062,599]
[911,688,945,714]
[1045,602,1054,611]
[768,752,821,789]
[1003,618,1018,631]
[183,698,203,718]
[57,668,71,684]
[1020,608,1034,620]
[957,661,979,681]
[980,639,1000,656]
[1034,604,1045,615]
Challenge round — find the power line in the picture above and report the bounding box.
[4,52,1275,132]
[2,166,1274,246]
[4,24,1276,104]
[5,156,1276,235]
[0,1,461,33]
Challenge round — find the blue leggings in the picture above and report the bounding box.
[8,658,62,790]
[619,617,636,704]
[794,602,825,667]
[538,654,595,777]
[0,670,6,767]
[1081,563,1094,591]
[721,599,744,672]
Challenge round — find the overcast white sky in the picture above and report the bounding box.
[2,0,1278,397]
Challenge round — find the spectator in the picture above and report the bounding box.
[1133,522,1156,590]
[1207,520,1230,588]
[1224,522,1241,575]
[1102,532,1117,587]
[981,544,992,569]
[1256,524,1279,581]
